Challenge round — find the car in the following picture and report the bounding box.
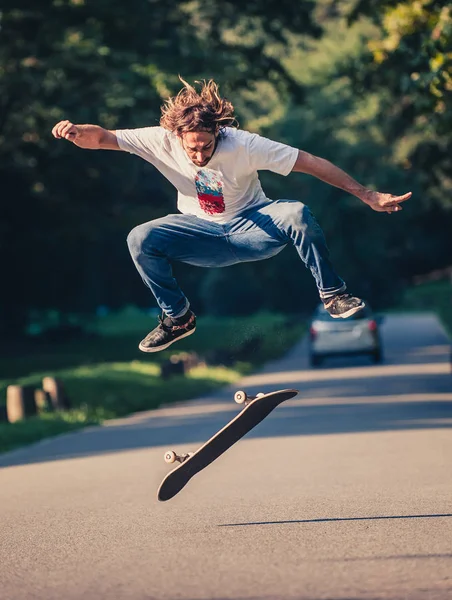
[308,302,383,367]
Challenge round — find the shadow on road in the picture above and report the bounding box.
[218,513,452,527]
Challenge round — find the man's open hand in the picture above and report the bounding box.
[362,190,412,214]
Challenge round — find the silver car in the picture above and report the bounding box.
[308,303,383,367]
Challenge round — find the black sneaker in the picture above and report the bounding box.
[139,310,196,353]
[323,293,365,319]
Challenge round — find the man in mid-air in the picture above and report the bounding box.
[52,78,411,352]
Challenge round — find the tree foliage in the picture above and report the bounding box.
[1,0,450,336]
[348,1,452,208]
[257,5,451,304]
[0,0,318,335]
[350,0,451,110]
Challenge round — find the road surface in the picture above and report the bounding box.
[0,313,451,599]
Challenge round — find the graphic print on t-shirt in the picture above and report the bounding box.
[195,169,225,215]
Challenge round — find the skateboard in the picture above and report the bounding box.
[157,388,299,501]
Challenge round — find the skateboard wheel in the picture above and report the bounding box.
[234,390,247,404]
[256,392,265,398]
[164,450,177,464]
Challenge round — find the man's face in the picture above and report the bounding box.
[180,130,217,167]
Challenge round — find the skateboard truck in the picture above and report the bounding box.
[234,390,265,405]
[164,451,194,464]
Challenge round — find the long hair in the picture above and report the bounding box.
[160,77,238,136]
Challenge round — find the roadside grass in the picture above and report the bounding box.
[0,312,305,454]
[0,365,240,454]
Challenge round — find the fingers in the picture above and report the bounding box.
[368,190,412,213]
[382,191,412,213]
[386,205,402,214]
[51,120,69,138]
[392,191,412,203]
[383,192,411,207]
[52,120,76,140]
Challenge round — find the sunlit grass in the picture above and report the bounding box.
[0,313,306,453]
[0,365,242,454]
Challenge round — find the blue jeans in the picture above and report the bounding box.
[127,200,346,317]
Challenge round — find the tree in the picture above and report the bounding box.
[348,1,452,208]
[0,0,321,335]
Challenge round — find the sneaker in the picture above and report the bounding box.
[323,293,365,319]
[139,310,196,353]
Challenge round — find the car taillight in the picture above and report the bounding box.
[368,320,377,332]
[310,326,317,340]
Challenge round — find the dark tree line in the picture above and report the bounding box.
[1,0,450,337]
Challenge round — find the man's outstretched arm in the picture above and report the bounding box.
[292,150,412,214]
[51,120,120,150]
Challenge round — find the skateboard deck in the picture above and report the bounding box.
[157,388,298,501]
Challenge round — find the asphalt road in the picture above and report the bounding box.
[0,313,451,600]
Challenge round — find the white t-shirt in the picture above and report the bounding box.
[116,126,298,223]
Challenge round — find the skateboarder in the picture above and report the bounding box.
[52,78,411,353]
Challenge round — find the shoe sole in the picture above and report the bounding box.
[329,302,366,319]
[138,327,196,353]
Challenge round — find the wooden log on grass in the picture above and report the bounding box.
[34,389,52,412]
[6,385,37,423]
[42,377,70,410]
